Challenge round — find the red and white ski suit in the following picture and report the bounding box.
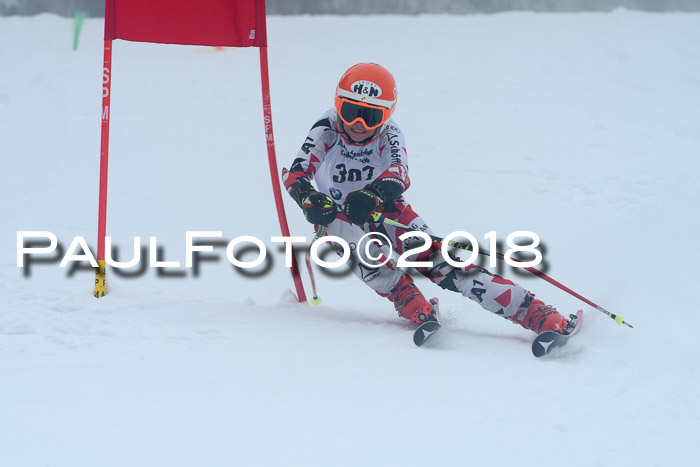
[283,110,533,325]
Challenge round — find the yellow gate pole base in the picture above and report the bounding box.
[94,260,107,298]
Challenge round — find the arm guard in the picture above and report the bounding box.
[364,163,411,204]
[364,178,404,204]
[282,168,315,208]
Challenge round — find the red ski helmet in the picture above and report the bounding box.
[334,63,397,131]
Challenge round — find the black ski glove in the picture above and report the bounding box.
[302,191,338,225]
[342,187,383,225]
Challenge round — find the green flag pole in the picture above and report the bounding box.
[73,11,86,51]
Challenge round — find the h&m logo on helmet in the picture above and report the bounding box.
[352,80,381,98]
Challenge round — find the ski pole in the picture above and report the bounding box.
[370,212,479,253]
[305,225,327,306]
[370,212,633,328]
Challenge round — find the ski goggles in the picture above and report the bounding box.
[336,98,391,130]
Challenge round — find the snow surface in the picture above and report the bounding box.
[2,11,700,467]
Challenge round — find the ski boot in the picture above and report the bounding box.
[521,295,570,335]
[385,274,436,325]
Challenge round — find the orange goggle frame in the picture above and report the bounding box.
[336,98,391,130]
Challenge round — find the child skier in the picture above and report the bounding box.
[282,63,573,335]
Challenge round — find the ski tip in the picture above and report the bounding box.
[531,331,567,358]
[413,298,442,347]
[413,321,441,347]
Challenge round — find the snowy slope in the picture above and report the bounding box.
[1,11,699,467]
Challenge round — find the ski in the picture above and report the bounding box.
[531,310,583,358]
[413,298,440,346]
